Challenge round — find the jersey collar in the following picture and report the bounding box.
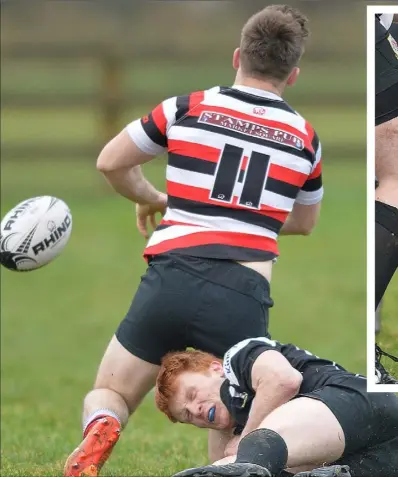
[231,84,283,101]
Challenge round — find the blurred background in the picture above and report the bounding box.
[0,1,385,475]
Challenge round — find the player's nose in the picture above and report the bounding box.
[190,402,203,419]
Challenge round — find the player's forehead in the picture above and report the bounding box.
[175,371,206,392]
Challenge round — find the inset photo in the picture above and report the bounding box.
[369,6,398,391]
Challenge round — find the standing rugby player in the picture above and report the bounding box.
[374,13,398,384]
[64,5,323,476]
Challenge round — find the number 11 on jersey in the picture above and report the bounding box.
[210,144,271,210]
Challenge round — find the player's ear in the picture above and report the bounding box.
[232,48,240,71]
[210,360,224,375]
[287,67,300,87]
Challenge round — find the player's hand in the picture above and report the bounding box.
[224,436,240,457]
[136,193,167,239]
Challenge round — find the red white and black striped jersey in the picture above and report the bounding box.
[126,85,323,262]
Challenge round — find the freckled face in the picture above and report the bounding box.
[168,369,235,430]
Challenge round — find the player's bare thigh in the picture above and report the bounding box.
[376,116,398,208]
[257,397,345,469]
[92,335,159,412]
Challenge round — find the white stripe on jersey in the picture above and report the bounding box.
[201,91,308,134]
[380,13,394,31]
[313,142,322,170]
[126,96,178,156]
[125,120,166,156]
[223,337,277,386]
[295,187,324,205]
[166,165,295,211]
[162,208,278,240]
[168,126,313,176]
[146,224,211,248]
[148,222,277,249]
[163,96,179,133]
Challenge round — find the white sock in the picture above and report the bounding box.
[83,408,122,436]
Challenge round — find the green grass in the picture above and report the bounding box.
[0,159,366,476]
[1,60,365,99]
[378,275,398,378]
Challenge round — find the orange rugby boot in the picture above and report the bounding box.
[63,416,121,476]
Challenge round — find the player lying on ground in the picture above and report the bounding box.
[64,5,324,476]
[155,338,398,477]
[374,13,398,384]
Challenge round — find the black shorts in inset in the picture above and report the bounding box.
[116,253,273,364]
[375,81,398,126]
[375,19,398,125]
[300,375,398,458]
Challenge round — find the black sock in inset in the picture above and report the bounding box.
[235,428,288,476]
[375,201,398,308]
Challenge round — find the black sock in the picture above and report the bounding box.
[375,201,398,308]
[235,428,288,475]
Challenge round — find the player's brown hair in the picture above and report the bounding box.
[240,4,310,81]
[155,350,221,423]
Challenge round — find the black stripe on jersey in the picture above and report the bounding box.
[141,114,167,147]
[154,243,277,262]
[169,153,299,200]
[312,132,320,156]
[219,87,296,114]
[179,116,314,164]
[237,171,298,199]
[266,178,299,198]
[169,153,217,175]
[175,95,191,122]
[168,196,284,232]
[301,175,322,192]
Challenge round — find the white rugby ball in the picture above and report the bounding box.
[0,196,72,271]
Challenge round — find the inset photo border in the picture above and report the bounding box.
[368,5,398,393]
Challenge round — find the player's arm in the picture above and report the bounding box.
[280,134,323,236]
[96,97,176,205]
[279,201,321,235]
[239,350,302,439]
[96,131,164,205]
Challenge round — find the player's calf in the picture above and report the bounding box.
[64,336,159,476]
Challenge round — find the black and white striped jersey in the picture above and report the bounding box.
[126,85,323,262]
[376,13,394,32]
[219,337,359,430]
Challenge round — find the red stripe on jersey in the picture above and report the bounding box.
[160,219,210,228]
[167,180,288,222]
[189,91,205,110]
[169,140,307,187]
[144,230,278,257]
[188,104,313,151]
[151,103,168,134]
[268,164,307,187]
[305,121,315,144]
[168,139,220,163]
[241,155,249,170]
[308,159,322,179]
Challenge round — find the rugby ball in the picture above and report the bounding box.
[0,196,72,271]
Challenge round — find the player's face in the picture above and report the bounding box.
[168,367,235,430]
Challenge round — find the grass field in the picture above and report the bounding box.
[1,159,367,477]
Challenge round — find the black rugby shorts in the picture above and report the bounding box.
[116,253,273,364]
